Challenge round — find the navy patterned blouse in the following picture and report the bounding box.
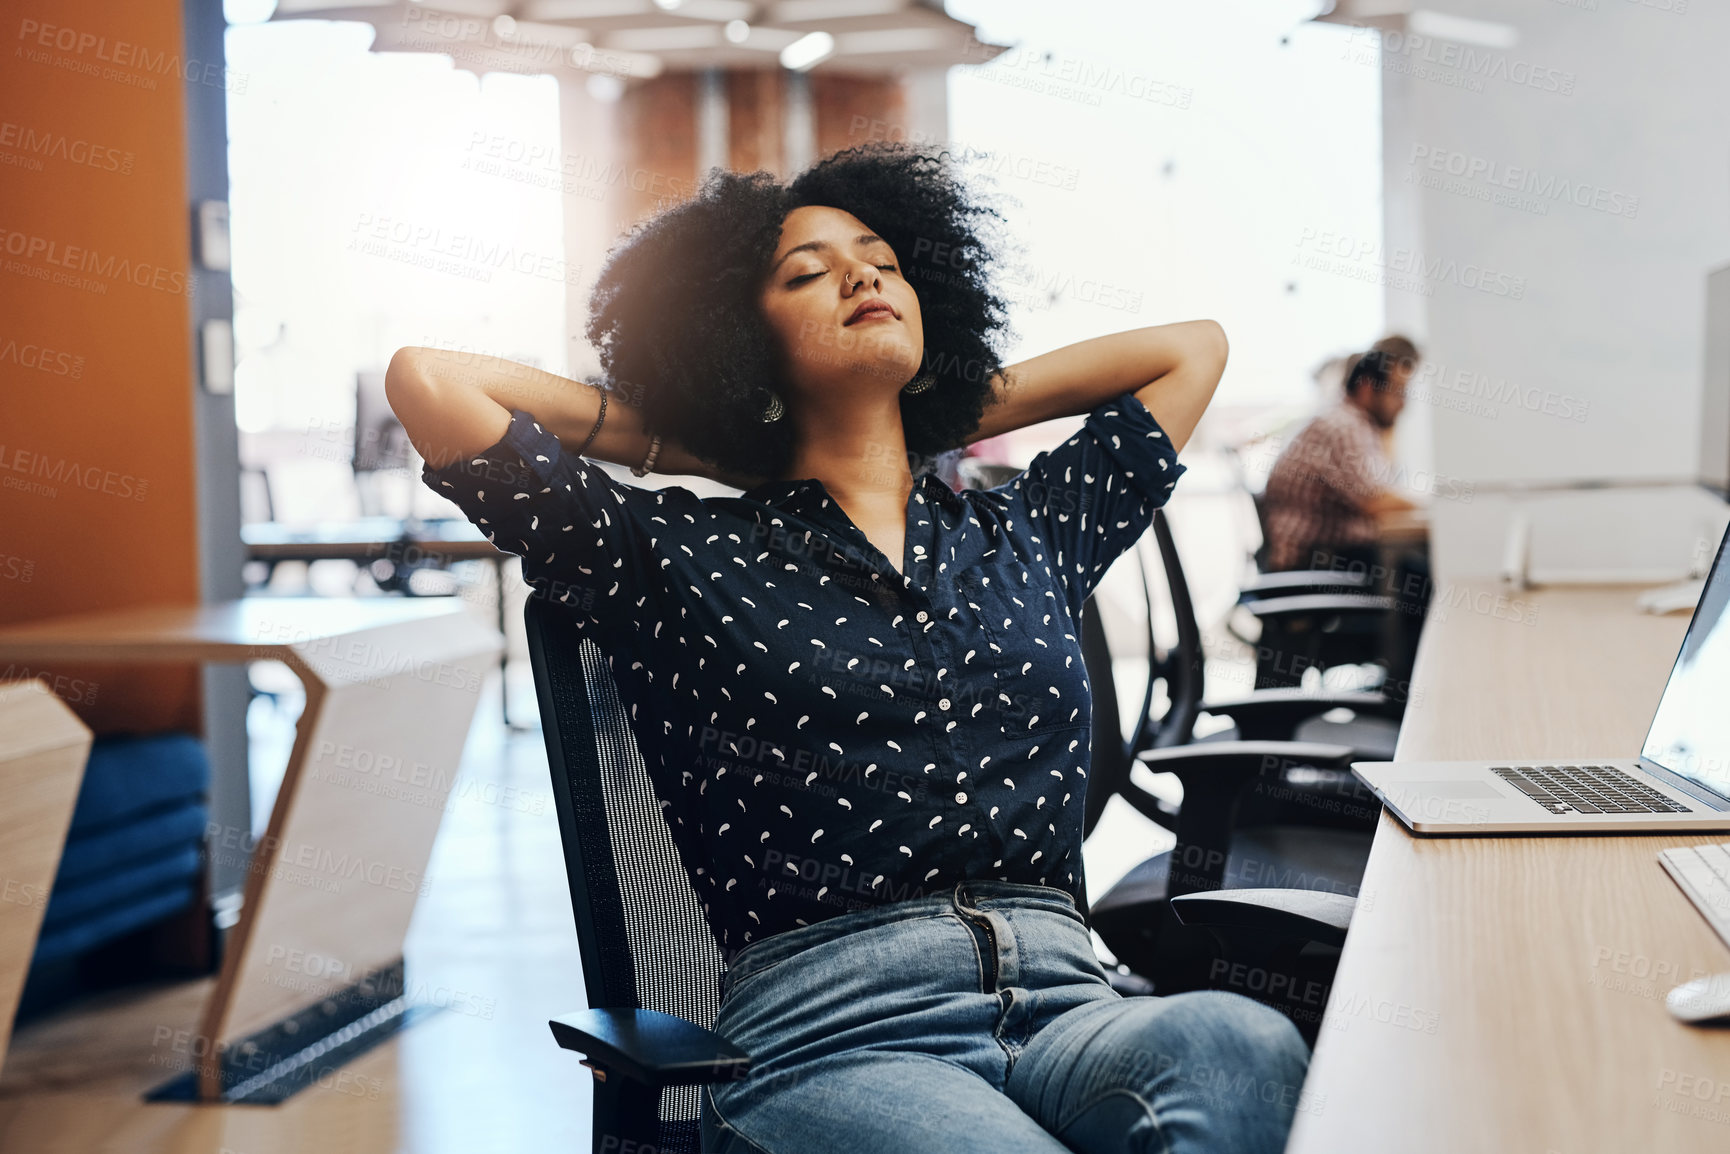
[421,390,1186,954]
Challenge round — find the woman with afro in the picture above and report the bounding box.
[388,140,1308,1154]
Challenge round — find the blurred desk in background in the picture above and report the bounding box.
[242,519,520,726]
[0,599,501,1102]
[1377,505,1430,550]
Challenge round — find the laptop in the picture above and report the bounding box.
[1352,526,1730,835]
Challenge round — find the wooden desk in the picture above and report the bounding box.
[1287,584,1730,1153]
[239,517,502,566]
[241,519,521,727]
[0,683,90,1074]
[0,599,501,1100]
[1377,505,1430,549]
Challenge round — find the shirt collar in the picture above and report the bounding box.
[1339,399,1380,433]
[743,471,963,511]
[741,477,808,506]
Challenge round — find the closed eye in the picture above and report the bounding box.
[787,264,898,286]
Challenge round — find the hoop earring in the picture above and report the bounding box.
[759,390,784,422]
[902,371,935,395]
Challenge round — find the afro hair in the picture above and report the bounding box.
[583,140,1018,481]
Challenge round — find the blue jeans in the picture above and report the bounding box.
[699,880,1310,1154]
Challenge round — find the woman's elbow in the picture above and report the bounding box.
[385,347,448,462]
[385,346,431,413]
[1196,320,1229,380]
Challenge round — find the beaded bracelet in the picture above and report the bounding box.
[575,385,607,458]
[632,433,662,477]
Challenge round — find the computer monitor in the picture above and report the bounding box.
[354,369,412,474]
[1642,523,1730,801]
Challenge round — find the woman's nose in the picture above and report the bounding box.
[843,262,879,293]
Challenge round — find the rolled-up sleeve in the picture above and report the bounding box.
[419,408,658,622]
[990,389,1187,617]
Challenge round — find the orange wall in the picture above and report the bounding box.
[621,72,699,229]
[0,1,203,734]
[813,73,908,159]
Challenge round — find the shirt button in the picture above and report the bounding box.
[955,791,967,804]
[916,610,929,623]
[938,698,951,711]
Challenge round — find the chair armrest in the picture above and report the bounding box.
[1135,740,1359,776]
[1135,742,1356,896]
[1239,570,1372,598]
[1241,593,1392,622]
[1169,888,1354,948]
[1199,690,1402,741]
[548,1008,751,1086]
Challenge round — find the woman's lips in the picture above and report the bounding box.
[845,298,897,325]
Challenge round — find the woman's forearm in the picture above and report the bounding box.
[394,346,654,467]
[394,346,770,488]
[973,320,1228,453]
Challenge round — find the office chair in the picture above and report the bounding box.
[525,578,1360,1142]
[1224,445,1375,598]
[526,596,750,1154]
[1105,510,1401,768]
[1225,453,1397,692]
[1080,512,1389,1030]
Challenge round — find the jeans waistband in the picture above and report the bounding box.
[722,880,1083,991]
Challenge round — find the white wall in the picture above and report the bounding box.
[1347,0,1730,578]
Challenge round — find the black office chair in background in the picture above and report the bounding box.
[1223,449,1397,693]
[1080,511,1392,1037]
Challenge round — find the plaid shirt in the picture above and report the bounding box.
[1261,400,1389,571]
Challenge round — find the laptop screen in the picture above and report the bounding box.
[1642,525,1730,801]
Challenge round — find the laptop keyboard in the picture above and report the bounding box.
[1490,764,1693,815]
[1658,842,1730,950]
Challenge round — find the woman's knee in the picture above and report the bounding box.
[1157,990,1310,1089]
[1039,993,1311,1154]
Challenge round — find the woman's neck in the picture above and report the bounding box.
[779,391,915,505]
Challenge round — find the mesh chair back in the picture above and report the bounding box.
[525,596,723,1154]
[1080,510,1208,838]
[1148,510,1206,746]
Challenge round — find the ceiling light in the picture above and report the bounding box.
[724,19,750,44]
[781,30,833,71]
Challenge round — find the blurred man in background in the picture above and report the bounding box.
[1261,335,1429,692]
[1262,339,1418,573]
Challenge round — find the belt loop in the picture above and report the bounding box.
[952,879,969,909]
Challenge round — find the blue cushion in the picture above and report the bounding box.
[55,801,208,886]
[42,845,202,930]
[67,734,209,836]
[30,884,200,965]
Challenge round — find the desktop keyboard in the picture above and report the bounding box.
[1658,842,1730,951]
[1490,764,1693,815]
